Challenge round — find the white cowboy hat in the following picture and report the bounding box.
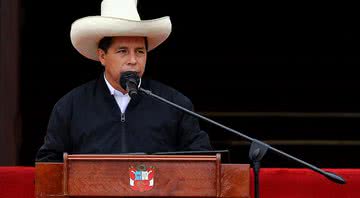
[70,0,172,61]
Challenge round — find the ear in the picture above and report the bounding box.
[97,49,106,66]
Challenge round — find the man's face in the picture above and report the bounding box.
[98,36,147,92]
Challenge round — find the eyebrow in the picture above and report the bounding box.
[116,46,127,50]
[115,46,146,50]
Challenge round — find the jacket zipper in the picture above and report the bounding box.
[121,112,127,152]
[121,112,126,122]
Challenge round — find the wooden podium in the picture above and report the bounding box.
[35,153,250,197]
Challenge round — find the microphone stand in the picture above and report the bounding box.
[139,87,346,198]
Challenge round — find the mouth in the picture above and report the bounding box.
[122,70,139,74]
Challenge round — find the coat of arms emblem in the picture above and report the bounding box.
[129,164,155,192]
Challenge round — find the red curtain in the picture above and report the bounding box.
[1,167,360,198]
[251,168,360,198]
[0,167,34,198]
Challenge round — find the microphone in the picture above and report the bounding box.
[119,71,140,98]
[137,87,347,186]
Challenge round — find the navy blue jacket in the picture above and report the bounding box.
[36,75,212,162]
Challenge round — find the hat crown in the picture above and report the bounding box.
[101,0,140,21]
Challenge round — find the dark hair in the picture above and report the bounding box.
[98,37,149,53]
[98,37,113,53]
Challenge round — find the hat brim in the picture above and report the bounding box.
[70,16,172,61]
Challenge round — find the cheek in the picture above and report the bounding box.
[139,57,147,69]
[106,64,121,79]
[138,62,146,76]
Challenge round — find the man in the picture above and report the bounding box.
[36,0,212,162]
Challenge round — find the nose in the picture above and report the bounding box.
[128,51,137,65]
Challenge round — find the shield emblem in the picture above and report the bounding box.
[129,164,155,192]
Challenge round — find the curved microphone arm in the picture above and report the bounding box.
[139,87,346,184]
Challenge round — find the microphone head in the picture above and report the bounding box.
[119,71,140,96]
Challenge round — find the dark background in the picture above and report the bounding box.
[19,0,360,168]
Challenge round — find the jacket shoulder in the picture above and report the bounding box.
[52,79,98,110]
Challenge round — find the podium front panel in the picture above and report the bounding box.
[64,155,220,197]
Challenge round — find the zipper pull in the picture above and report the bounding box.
[121,113,125,122]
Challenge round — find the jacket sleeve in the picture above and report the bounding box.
[176,96,213,151]
[35,99,72,162]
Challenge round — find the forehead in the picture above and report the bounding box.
[110,36,146,48]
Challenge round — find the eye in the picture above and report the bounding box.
[136,49,145,54]
[117,49,127,54]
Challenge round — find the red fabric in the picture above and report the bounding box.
[251,168,360,198]
[0,166,35,198]
[1,166,360,198]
